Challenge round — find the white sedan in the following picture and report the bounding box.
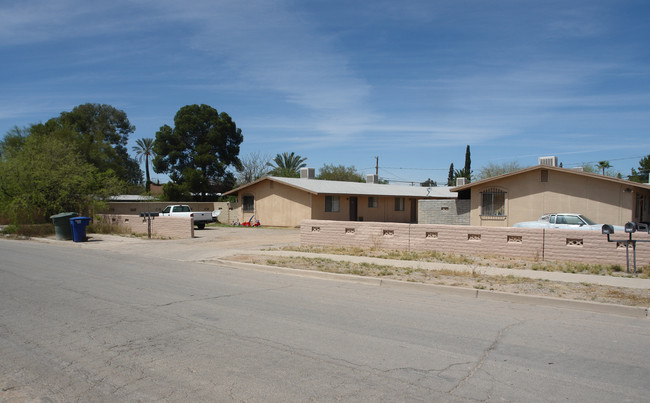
[513,213,624,231]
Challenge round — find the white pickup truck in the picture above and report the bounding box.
[160,205,213,229]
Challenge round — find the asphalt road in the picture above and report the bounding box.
[1,238,649,402]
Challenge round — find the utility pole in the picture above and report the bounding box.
[375,156,379,176]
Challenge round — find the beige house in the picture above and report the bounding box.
[224,172,456,227]
[451,164,650,227]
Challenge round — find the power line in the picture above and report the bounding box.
[562,155,646,167]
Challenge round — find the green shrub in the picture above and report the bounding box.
[1,223,55,237]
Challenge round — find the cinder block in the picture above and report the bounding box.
[300,220,650,265]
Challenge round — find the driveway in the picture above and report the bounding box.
[36,226,301,262]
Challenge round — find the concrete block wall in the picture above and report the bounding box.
[418,199,470,225]
[301,219,650,266]
[100,214,194,238]
[105,202,217,216]
[542,229,650,266]
[410,225,545,260]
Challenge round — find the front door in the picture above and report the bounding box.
[349,197,358,221]
[635,193,645,223]
[410,198,417,223]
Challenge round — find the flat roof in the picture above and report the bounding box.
[225,176,457,198]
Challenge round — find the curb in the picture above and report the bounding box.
[214,259,649,319]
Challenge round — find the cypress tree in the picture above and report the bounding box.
[447,163,454,186]
[464,145,471,182]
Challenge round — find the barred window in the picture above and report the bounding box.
[481,188,506,216]
[368,197,378,208]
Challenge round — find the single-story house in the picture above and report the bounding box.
[224,169,456,227]
[451,164,650,227]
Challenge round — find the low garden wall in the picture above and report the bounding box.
[99,214,194,239]
[301,220,650,266]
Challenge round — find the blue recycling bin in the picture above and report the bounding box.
[70,217,92,242]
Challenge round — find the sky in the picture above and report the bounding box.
[1,0,649,185]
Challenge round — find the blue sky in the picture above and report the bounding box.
[2,0,649,185]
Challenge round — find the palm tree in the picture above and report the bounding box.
[267,152,307,177]
[597,160,611,175]
[132,138,156,191]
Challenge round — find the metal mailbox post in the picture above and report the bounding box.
[602,222,650,274]
[139,212,160,239]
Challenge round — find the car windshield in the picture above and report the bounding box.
[579,215,597,225]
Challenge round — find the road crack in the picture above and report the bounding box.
[155,285,292,307]
[449,320,521,395]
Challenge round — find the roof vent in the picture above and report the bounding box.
[538,156,558,167]
[300,168,315,179]
[366,174,378,184]
[456,177,467,186]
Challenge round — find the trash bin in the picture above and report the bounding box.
[70,217,92,242]
[50,212,78,240]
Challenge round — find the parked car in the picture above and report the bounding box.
[160,205,213,230]
[513,213,624,232]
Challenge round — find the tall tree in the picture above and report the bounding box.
[30,103,142,185]
[629,155,650,183]
[476,161,523,180]
[447,163,454,186]
[153,104,243,199]
[463,145,472,183]
[267,152,307,177]
[236,151,272,185]
[0,133,123,222]
[597,160,611,175]
[316,164,363,182]
[0,126,28,159]
[580,163,599,174]
[132,138,156,192]
[421,178,437,187]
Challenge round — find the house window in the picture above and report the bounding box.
[243,195,255,212]
[481,188,506,216]
[368,197,378,208]
[325,196,340,212]
[395,197,405,211]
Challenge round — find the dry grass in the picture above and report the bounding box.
[226,254,650,307]
[280,246,649,279]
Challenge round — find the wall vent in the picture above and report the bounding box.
[538,156,558,167]
[300,167,315,179]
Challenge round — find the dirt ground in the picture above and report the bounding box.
[223,253,650,307]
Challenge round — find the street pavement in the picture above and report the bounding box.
[1,233,649,401]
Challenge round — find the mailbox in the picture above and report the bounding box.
[139,212,160,218]
[601,224,615,235]
[624,222,636,233]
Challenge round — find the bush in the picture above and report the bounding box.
[1,223,55,237]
